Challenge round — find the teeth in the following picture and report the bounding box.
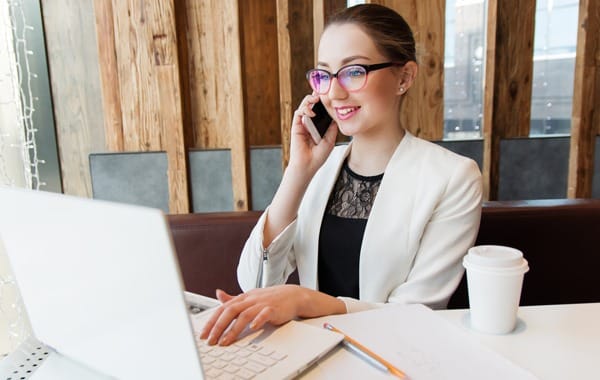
[338,108,355,115]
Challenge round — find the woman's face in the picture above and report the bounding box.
[317,23,403,138]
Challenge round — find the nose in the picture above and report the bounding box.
[327,77,348,100]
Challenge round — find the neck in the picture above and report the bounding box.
[347,126,405,176]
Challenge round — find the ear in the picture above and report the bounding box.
[396,61,418,95]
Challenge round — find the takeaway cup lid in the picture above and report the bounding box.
[463,245,529,273]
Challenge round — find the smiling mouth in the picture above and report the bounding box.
[336,106,360,118]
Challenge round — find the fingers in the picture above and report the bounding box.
[199,285,301,346]
[200,291,261,346]
[218,305,271,346]
[199,303,225,339]
[202,301,271,346]
[215,288,234,303]
[293,94,320,121]
[205,299,251,345]
[199,290,242,339]
[249,306,275,330]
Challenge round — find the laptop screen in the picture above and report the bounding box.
[0,188,204,379]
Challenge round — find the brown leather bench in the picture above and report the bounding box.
[167,199,600,308]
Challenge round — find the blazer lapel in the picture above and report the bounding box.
[296,143,352,289]
[359,133,421,302]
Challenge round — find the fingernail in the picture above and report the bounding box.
[219,334,229,346]
[208,335,217,346]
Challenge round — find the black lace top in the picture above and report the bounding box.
[317,159,383,298]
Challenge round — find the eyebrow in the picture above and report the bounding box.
[317,55,372,68]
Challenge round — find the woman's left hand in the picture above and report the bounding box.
[199,285,308,346]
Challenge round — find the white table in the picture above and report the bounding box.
[2,303,598,379]
[301,303,600,380]
[438,303,600,380]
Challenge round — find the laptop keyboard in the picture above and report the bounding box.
[195,336,288,380]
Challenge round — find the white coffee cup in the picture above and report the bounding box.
[463,245,529,334]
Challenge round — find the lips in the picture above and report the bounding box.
[335,106,360,120]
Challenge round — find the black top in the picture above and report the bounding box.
[317,160,383,298]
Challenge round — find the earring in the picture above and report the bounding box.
[399,87,405,93]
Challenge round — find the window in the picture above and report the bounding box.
[530,0,579,136]
[443,0,580,139]
[443,0,486,140]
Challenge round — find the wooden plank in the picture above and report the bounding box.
[108,0,189,212]
[239,0,281,147]
[225,0,251,211]
[184,0,220,148]
[173,0,193,151]
[313,0,325,58]
[151,1,189,214]
[277,0,314,168]
[184,0,239,149]
[277,0,292,168]
[93,0,123,152]
[184,0,249,210]
[111,0,162,151]
[158,67,189,213]
[567,0,600,198]
[378,0,445,141]
[41,0,106,196]
[482,0,536,200]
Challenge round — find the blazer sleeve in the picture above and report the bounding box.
[237,208,299,291]
[390,158,482,309]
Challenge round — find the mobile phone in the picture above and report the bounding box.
[302,101,333,144]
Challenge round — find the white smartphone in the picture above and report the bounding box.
[302,101,333,144]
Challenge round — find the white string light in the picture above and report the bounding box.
[0,0,39,356]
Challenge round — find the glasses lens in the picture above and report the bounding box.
[338,66,367,92]
[308,70,330,94]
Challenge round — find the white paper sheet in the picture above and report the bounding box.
[301,304,538,380]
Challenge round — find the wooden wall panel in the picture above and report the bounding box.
[93,0,123,152]
[375,0,445,141]
[184,0,244,149]
[482,0,535,200]
[239,0,281,147]
[158,67,189,213]
[83,0,600,212]
[183,0,249,210]
[568,0,600,198]
[111,1,160,151]
[42,0,105,197]
[108,0,189,213]
[277,0,314,168]
[173,0,193,152]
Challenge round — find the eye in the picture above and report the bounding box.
[344,67,365,78]
[314,70,330,81]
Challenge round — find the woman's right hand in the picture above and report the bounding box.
[288,94,338,178]
[260,94,338,246]
[200,286,346,346]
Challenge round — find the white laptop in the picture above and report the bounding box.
[0,187,342,379]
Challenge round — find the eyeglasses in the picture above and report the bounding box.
[306,62,398,95]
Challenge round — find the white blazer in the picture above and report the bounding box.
[237,132,483,313]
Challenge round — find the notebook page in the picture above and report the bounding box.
[300,304,538,380]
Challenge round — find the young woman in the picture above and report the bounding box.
[201,4,482,346]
